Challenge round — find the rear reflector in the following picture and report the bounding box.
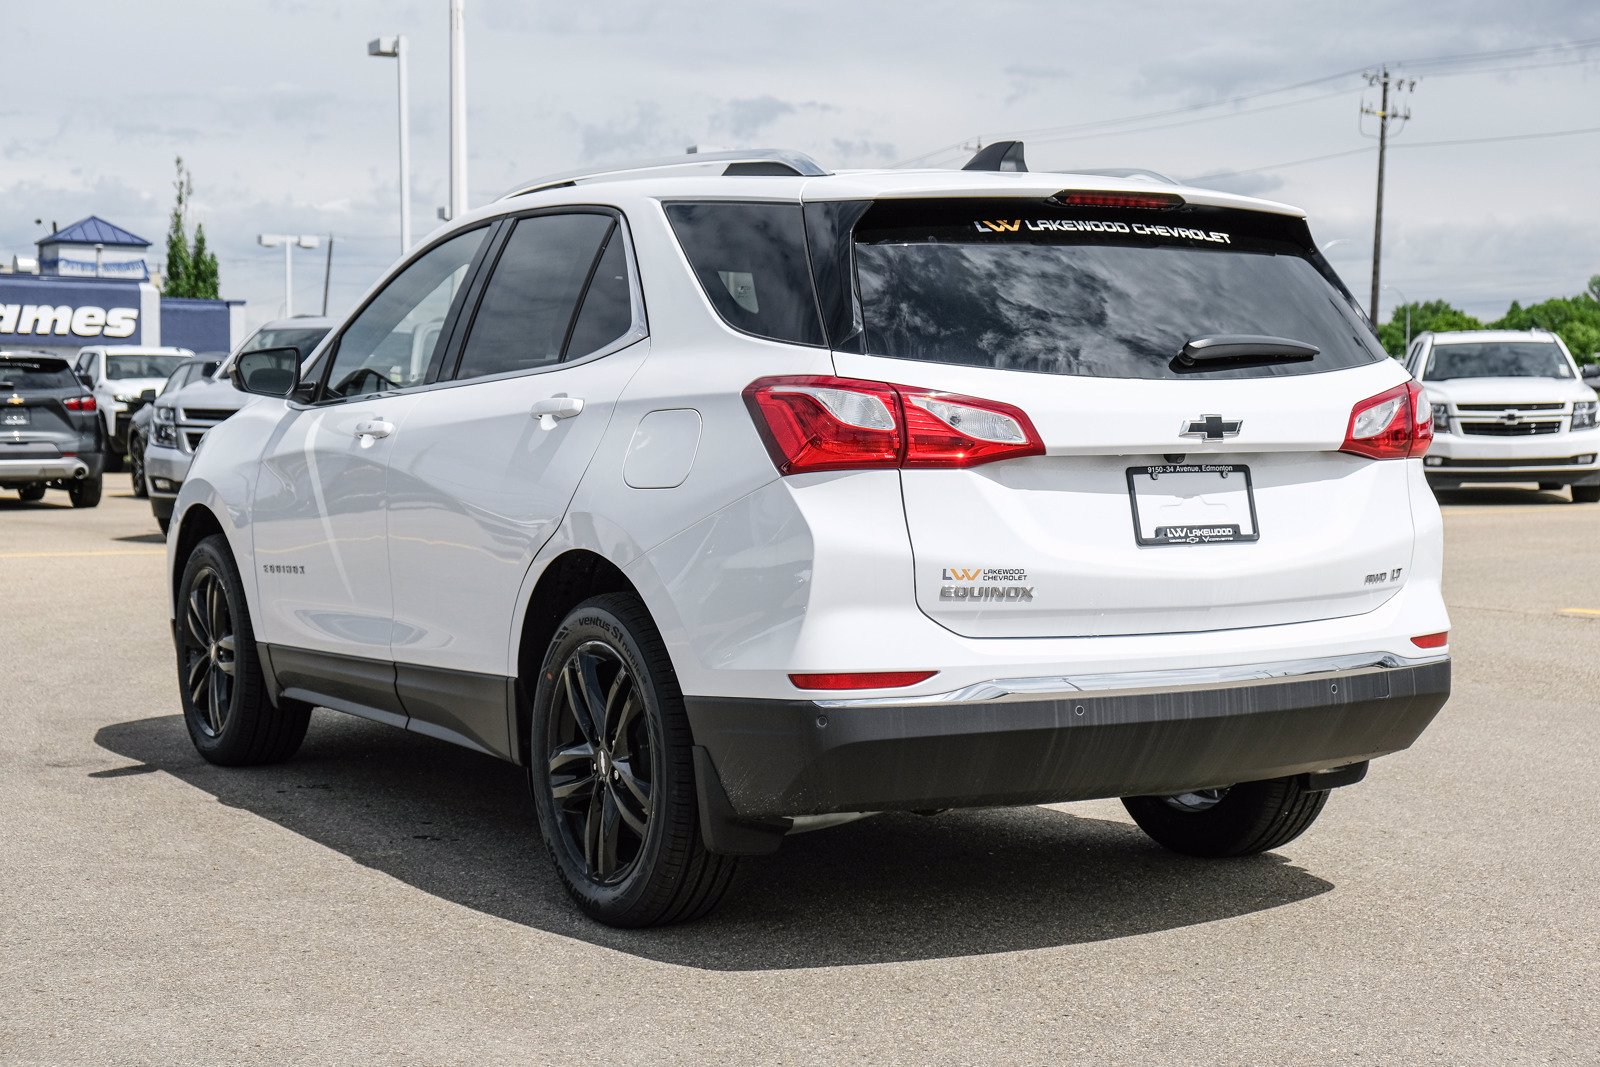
[1411,632,1448,649]
[1053,191,1185,210]
[1341,380,1432,460]
[63,395,96,412]
[744,375,1045,475]
[789,671,937,691]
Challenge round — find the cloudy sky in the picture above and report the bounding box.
[5,1,1598,334]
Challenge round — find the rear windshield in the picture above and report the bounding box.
[106,353,187,380]
[852,200,1384,380]
[0,359,75,390]
[1424,341,1571,381]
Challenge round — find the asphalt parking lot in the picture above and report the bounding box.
[2,480,1596,1065]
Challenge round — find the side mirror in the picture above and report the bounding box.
[1582,364,1600,380]
[139,388,157,403]
[230,346,301,398]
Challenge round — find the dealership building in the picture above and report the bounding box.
[1,216,243,354]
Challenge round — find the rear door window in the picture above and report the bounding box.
[453,213,616,380]
[852,199,1384,380]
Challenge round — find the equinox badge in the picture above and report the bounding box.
[1180,415,1242,441]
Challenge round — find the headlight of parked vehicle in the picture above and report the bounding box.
[1574,401,1598,430]
[113,392,139,404]
[1431,402,1451,433]
[152,405,178,445]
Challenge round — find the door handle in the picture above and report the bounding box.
[531,396,584,430]
[531,396,584,420]
[353,418,394,442]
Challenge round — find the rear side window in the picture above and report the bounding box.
[455,213,614,380]
[665,202,825,347]
[853,200,1384,380]
[0,359,75,390]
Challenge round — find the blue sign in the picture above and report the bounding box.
[0,276,142,344]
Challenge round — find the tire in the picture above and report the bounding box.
[1122,775,1329,858]
[68,474,102,508]
[176,534,311,766]
[104,450,123,473]
[528,592,738,927]
[17,484,45,502]
[129,432,148,498]
[1572,485,1600,504]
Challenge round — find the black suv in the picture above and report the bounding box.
[0,350,106,507]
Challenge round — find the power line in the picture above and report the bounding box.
[1186,123,1600,182]
[895,36,1600,167]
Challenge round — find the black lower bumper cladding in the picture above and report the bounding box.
[685,660,1449,844]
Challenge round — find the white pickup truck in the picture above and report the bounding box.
[1407,329,1600,502]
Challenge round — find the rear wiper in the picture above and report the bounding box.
[1175,335,1320,370]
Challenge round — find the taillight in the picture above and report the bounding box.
[1340,380,1431,460]
[63,395,97,413]
[744,375,1044,475]
[789,671,937,690]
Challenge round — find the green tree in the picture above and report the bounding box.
[1587,274,1600,303]
[161,156,222,298]
[163,157,192,296]
[1491,293,1600,364]
[1377,300,1483,356]
[189,224,220,299]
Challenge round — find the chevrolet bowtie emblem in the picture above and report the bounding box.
[1180,414,1242,441]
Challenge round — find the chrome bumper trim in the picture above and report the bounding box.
[812,651,1451,708]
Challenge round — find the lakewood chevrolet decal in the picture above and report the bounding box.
[974,219,1232,243]
[939,565,1034,602]
[0,303,138,339]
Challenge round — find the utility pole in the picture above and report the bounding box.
[1361,68,1414,326]
[448,0,468,221]
[321,235,335,316]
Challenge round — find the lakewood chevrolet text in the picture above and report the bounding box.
[166,145,1451,926]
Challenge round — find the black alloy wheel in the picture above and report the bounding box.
[545,640,657,885]
[129,431,148,498]
[175,534,310,765]
[180,564,238,739]
[529,593,738,926]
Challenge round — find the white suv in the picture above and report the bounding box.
[166,147,1451,926]
[1406,329,1600,502]
[72,344,193,467]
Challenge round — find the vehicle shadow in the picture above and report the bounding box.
[114,533,166,544]
[1433,485,1574,506]
[95,712,1334,970]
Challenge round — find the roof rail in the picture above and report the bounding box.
[499,149,829,200]
[1070,167,1179,185]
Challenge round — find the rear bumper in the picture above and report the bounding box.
[0,454,101,484]
[685,658,1449,821]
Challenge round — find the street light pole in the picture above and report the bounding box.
[367,36,411,254]
[258,234,321,318]
[449,0,468,220]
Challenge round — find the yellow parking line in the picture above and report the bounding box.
[1558,608,1600,618]
[0,549,164,559]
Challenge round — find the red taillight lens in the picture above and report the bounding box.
[63,395,97,412]
[1053,191,1185,210]
[744,376,1045,475]
[1411,631,1448,649]
[1341,380,1431,460]
[789,671,937,690]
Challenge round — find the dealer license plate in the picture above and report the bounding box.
[1126,464,1259,546]
[1,410,29,427]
